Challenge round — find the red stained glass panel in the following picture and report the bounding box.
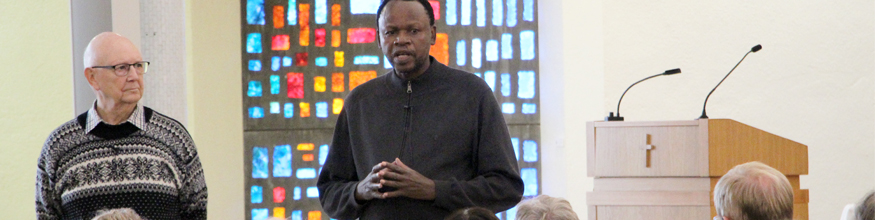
[272,35,290,50]
[315,29,326,47]
[295,52,308,66]
[286,72,304,99]
[273,187,286,203]
[347,28,376,44]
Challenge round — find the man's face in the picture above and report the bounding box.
[378,1,436,77]
[88,38,145,106]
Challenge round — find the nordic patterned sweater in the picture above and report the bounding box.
[36,106,207,220]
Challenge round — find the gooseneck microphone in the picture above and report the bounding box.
[698,44,762,119]
[606,68,682,121]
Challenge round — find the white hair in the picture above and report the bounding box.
[515,195,579,220]
[713,161,793,220]
[90,208,144,220]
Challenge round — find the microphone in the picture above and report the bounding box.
[698,44,762,119]
[606,68,682,121]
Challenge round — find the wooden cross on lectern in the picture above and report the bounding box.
[641,134,653,168]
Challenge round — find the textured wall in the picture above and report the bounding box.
[0,1,74,220]
[141,0,189,125]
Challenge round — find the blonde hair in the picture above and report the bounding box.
[713,161,793,220]
[90,208,144,220]
[515,195,578,220]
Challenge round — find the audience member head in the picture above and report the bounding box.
[445,207,499,220]
[90,208,144,220]
[516,195,579,220]
[857,191,875,220]
[713,161,793,220]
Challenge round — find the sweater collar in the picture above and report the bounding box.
[388,56,443,89]
[85,101,146,133]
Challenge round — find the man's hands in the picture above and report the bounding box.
[354,158,436,201]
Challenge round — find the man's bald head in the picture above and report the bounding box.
[83,32,141,68]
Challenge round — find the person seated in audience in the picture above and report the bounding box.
[515,195,578,220]
[445,207,499,220]
[713,161,793,220]
[855,191,875,220]
[90,208,144,220]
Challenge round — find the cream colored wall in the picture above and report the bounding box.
[0,1,74,220]
[185,1,245,220]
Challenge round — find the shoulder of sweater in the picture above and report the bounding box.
[146,107,192,134]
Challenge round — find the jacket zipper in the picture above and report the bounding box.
[399,81,413,159]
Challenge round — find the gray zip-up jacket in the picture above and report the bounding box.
[317,57,524,219]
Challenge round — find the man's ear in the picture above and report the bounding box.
[429,25,437,45]
[84,68,99,91]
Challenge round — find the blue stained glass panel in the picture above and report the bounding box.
[350,0,380,14]
[249,107,265,119]
[486,40,499,61]
[283,56,293,67]
[284,103,294,118]
[251,185,263,203]
[521,168,538,196]
[297,168,317,179]
[291,210,302,220]
[502,103,515,114]
[521,31,535,60]
[273,145,292,177]
[271,56,281,71]
[316,102,329,118]
[500,73,511,96]
[252,147,268,178]
[474,72,481,78]
[456,40,467,66]
[476,0,486,27]
[506,207,518,220]
[501,33,513,59]
[315,0,327,24]
[316,57,328,67]
[518,70,535,99]
[507,0,517,27]
[522,103,537,114]
[246,0,265,25]
[270,75,280,94]
[384,56,393,69]
[484,71,495,91]
[249,60,262,71]
[246,33,262,53]
[523,0,534,21]
[270,102,280,114]
[252,208,269,220]
[492,0,503,26]
[472,38,482,68]
[353,55,381,65]
[248,81,262,97]
[496,213,502,220]
[293,186,302,200]
[461,0,471,25]
[287,0,297,25]
[446,0,457,25]
[307,186,320,198]
[511,137,520,160]
[523,140,538,162]
[319,144,329,165]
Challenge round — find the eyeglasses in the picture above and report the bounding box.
[91,61,150,76]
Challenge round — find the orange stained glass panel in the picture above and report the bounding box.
[299,102,311,117]
[273,207,285,218]
[333,98,344,114]
[430,33,449,64]
[297,143,315,151]
[331,73,344,92]
[314,76,326,92]
[334,51,344,67]
[302,154,314,161]
[273,6,285,28]
[331,30,341,47]
[331,4,341,26]
[299,4,311,46]
[308,211,321,220]
[349,71,377,90]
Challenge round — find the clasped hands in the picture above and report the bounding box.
[355,158,435,201]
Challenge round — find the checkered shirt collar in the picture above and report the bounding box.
[85,101,146,133]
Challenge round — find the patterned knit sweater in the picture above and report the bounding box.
[36,107,207,220]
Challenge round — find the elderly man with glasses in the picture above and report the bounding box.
[36,32,207,220]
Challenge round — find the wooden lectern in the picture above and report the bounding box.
[586,119,808,220]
